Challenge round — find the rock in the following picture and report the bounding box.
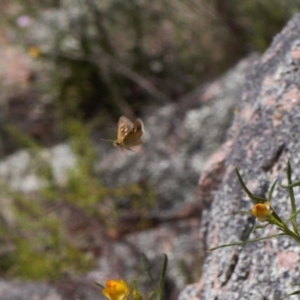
[0,281,62,300]
[179,13,300,300]
[0,279,100,300]
[0,143,75,193]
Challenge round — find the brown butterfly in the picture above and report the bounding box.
[101,116,145,151]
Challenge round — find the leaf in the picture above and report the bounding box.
[281,290,300,299]
[156,254,168,300]
[235,168,254,198]
[235,168,267,203]
[234,210,252,215]
[94,281,105,289]
[209,233,285,251]
[280,182,300,188]
[267,180,277,201]
[269,208,285,226]
[253,223,270,230]
[285,160,299,235]
[141,253,153,281]
[285,208,300,224]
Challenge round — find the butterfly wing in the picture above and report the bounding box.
[117,116,134,143]
[123,118,144,147]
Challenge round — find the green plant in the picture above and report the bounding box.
[210,160,300,298]
[0,121,157,280]
[0,184,95,280]
[96,254,168,300]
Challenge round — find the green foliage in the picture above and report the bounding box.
[0,187,95,280]
[97,254,168,300]
[228,0,300,51]
[210,161,300,298]
[10,226,94,280]
[0,121,157,280]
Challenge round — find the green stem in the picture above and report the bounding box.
[156,254,168,300]
[282,224,300,244]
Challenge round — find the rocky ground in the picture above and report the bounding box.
[179,13,300,300]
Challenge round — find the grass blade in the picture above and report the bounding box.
[156,254,168,300]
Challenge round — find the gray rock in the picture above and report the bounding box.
[0,281,62,300]
[0,143,75,193]
[0,279,102,300]
[179,13,300,300]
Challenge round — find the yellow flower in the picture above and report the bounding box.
[28,46,41,58]
[252,201,272,222]
[102,279,130,300]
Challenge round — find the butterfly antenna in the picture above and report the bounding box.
[100,138,114,143]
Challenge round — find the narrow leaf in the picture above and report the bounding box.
[235,168,267,202]
[94,282,105,289]
[251,195,269,202]
[235,210,252,215]
[253,223,270,230]
[156,254,168,300]
[209,233,285,251]
[267,180,277,201]
[280,181,300,188]
[286,208,300,224]
[281,290,300,299]
[270,207,285,226]
[141,253,154,281]
[286,160,299,235]
[235,168,254,198]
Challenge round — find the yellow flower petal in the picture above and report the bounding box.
[28,46,41,58]
[252,201,272,222]
[102,279,130,300]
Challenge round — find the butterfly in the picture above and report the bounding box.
[101,116,145,151]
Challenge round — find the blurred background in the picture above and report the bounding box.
[1,0,299,154]
[0,0,299,295]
